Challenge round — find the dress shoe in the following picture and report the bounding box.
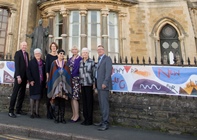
[98,124,109,131]
[54,119,59,123]
[94,122,102,126]
[16,110,27,115]
[81,121,87,125]
[34,114,41,118]
[30,114,34,119]
[70,117,80,123]
[85,122,93,126]
[61,119,66,124]
[8,112,17,118]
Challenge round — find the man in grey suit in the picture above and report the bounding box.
[95,45,112,131]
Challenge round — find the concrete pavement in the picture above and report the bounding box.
[0,112,196,140]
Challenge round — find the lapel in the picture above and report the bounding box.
[33,58,38,67]
[97,55,106,69]
[33,58,41,74]
[19,50,26,63]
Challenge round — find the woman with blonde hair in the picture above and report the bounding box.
[68,46,82,122]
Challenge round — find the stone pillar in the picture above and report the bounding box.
[179,35,186,63]
[5,9,16,59]
[17,0,31,50]
[47,11,55,52]
[60,8,69,55]
[101,8,109,53]
[80,9,87,50]
[119,12,126,59]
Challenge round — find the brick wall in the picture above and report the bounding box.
[0,84,196,135]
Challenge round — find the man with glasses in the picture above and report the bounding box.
[95,45,112,131]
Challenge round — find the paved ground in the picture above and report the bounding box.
[0,134,41,140]
[0,112,196,140]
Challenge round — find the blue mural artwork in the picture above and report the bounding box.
[152,67,197,84]
[112,73,128,91]
[6,62,15,72]
[132,79,176,94]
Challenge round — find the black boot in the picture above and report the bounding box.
[59,106,66,124]
[54,106,59,123]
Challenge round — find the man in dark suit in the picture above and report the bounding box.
[8,41,29,118]
[95,45,112,131]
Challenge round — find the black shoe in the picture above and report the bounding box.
[94,122,102,126]
[35,114,41,118]
[70,117,80,123]
[81,121,87,125]
[8,112,17,118]
[85,122,93,126]
[16,110,27,115]
[47,116,53,119]
[54,119,59,123]
[61,119,66,124]
[30,114,34,119]
[98,124,109,131]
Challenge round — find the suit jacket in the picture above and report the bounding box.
[27,58,46,95]
[96,55,112,90]
[14,50,29,79]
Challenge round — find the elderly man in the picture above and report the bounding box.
[8,41,29,118]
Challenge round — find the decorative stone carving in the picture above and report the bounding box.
[101,8,109,16]
[79,9,87,16]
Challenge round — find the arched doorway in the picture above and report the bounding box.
[160,24,182,64]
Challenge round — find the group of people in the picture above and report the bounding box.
[8,41,112,131]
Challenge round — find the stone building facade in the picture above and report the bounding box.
[0,0,197,63]
[0,0,197,134]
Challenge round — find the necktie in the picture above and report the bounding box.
[23,51,28,67]
[98,57,101,63]
[96,57,101,78]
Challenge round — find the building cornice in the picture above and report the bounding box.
[38,0,138,11]
[0,2,17,11]
[188,1,197,9]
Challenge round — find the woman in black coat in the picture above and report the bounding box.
[27,48,46,118]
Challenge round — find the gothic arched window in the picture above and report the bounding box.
[160,24,181,64]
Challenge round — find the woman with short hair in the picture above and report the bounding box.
[47,49,72,124]
[27,48,46,118]
[79,47,95,125]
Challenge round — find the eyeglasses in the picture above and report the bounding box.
[59,52,65,55]
[97,48,104,51]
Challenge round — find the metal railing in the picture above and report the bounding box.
[1,54,197,66]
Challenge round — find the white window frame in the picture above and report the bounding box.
[87,11,101,59]
[108,12,119,59]
[54,13,63,47]
[68,11,81,56]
